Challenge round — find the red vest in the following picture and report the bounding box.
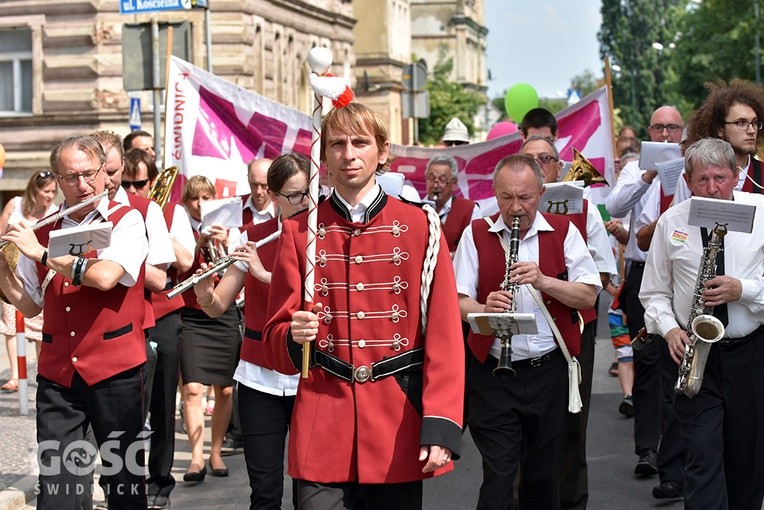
[36,202,147,387]
[240,217,279,367]
[467,213,582,363]
[241,194,254,226]
[179,229,207,310]
[126,193,155,329]
[559,200,596,325]
[442,197,475,252]
[150,204,184,320]
[742,157,763,194]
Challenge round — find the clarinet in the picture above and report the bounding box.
[493,216,521,379]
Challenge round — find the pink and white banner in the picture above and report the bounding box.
[164,57,614,206]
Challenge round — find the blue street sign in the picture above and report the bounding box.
[120,0,192,15]
[129,97,142,131]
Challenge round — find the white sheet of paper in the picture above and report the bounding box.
[201,197,243,231]
[467,312,538,336]
[48,221,113,258]
[538,181,584,215]
[688,197,756,233]
[376,172,405,199]
[656,156,685,196]
[639,142,682,171]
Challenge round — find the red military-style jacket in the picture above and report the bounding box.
[35,202,147,387]
[467,212,583,363]
[240,217,279,367]
[263,191,464,484]
[441,196,475,253]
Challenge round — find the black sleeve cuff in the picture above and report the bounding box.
[286,330,305,371]
[420,416,463,460]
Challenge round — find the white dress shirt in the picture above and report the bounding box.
[115,187,175,269]
[17,198,149,307]
[244,198,276,225]
[454,213,601,361]
[333,183,384,223]
[581,200,618,277]
[605,160,662,263]
[639,191,764,339]
[167,202,196,257]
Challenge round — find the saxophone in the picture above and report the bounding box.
[675,222,728,398]
[493,216,521,379]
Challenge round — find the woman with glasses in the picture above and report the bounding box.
[192,153,309,509]
[0,171,58,391]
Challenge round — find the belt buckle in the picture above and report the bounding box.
[530,356,544,368]
[353,365,372,383]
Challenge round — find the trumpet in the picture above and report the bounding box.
[167,229,281,299]
[0,191,108,250]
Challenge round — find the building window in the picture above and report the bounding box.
[0,28,33,114]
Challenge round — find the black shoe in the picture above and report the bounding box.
[652,481,683,499]
[220,435,244,456]
[619,395,634,417]
[183,465,206,483]
[208,459,229,477]
[635,450,658,476]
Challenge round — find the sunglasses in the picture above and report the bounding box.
[121,178,150,190]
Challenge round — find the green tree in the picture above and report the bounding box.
[417,46,484,146]
[672,0,761,105]
[598,0,685,137]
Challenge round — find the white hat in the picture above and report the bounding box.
[442,117,469,143]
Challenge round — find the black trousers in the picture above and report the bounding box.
[622,263,661,455]
[469,350,568,510]
[36,366,147,510]
[146,311,181,498]
[656,345,686,486]
[675,333,764,510]
[559,321,595,509]
[238,383,297,510]
[296,479,422,510]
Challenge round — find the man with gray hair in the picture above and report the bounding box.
[425,155,479,255]
[639,137,764,508]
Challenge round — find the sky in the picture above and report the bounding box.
[484,0,604,100]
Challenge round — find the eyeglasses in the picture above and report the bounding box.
[37,171,53,179]
[533,154,559,166]
[55,165,103,185]
[276,190,309,205]
[723,119,764,131]
[121,178,150,190]
[648,124,683,133]
[426,175,454,185]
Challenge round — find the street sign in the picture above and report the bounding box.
[129,96,142,130]
[402,90,430,119]
[120,0,196,15]
[402,62,427,91]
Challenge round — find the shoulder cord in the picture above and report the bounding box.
[419,204,441,335]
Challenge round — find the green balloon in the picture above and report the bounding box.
[504,83,539,123]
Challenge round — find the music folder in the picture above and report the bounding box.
[48,222,113,258]
[467,312,538,337]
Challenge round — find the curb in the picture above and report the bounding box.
[0,475,36,510]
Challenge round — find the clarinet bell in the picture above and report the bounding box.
[493,347,516,379]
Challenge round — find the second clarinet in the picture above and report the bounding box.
[494,216,521,379]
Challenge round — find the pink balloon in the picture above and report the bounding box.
[486,121,518,140]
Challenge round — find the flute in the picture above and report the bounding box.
[0,191,108,249]
[166,229,281,299]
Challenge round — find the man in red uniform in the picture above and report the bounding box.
[0,135,149,509]
[263,103,464,509]
[424,155,478,255]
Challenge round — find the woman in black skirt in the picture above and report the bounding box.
[179,176,241,482]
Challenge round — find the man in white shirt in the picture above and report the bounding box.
[604,105,685,487]
[242,158,276,226]
[639,137,764,509]
[454,154,600,509]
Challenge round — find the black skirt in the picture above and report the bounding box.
[179,305,242,387]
